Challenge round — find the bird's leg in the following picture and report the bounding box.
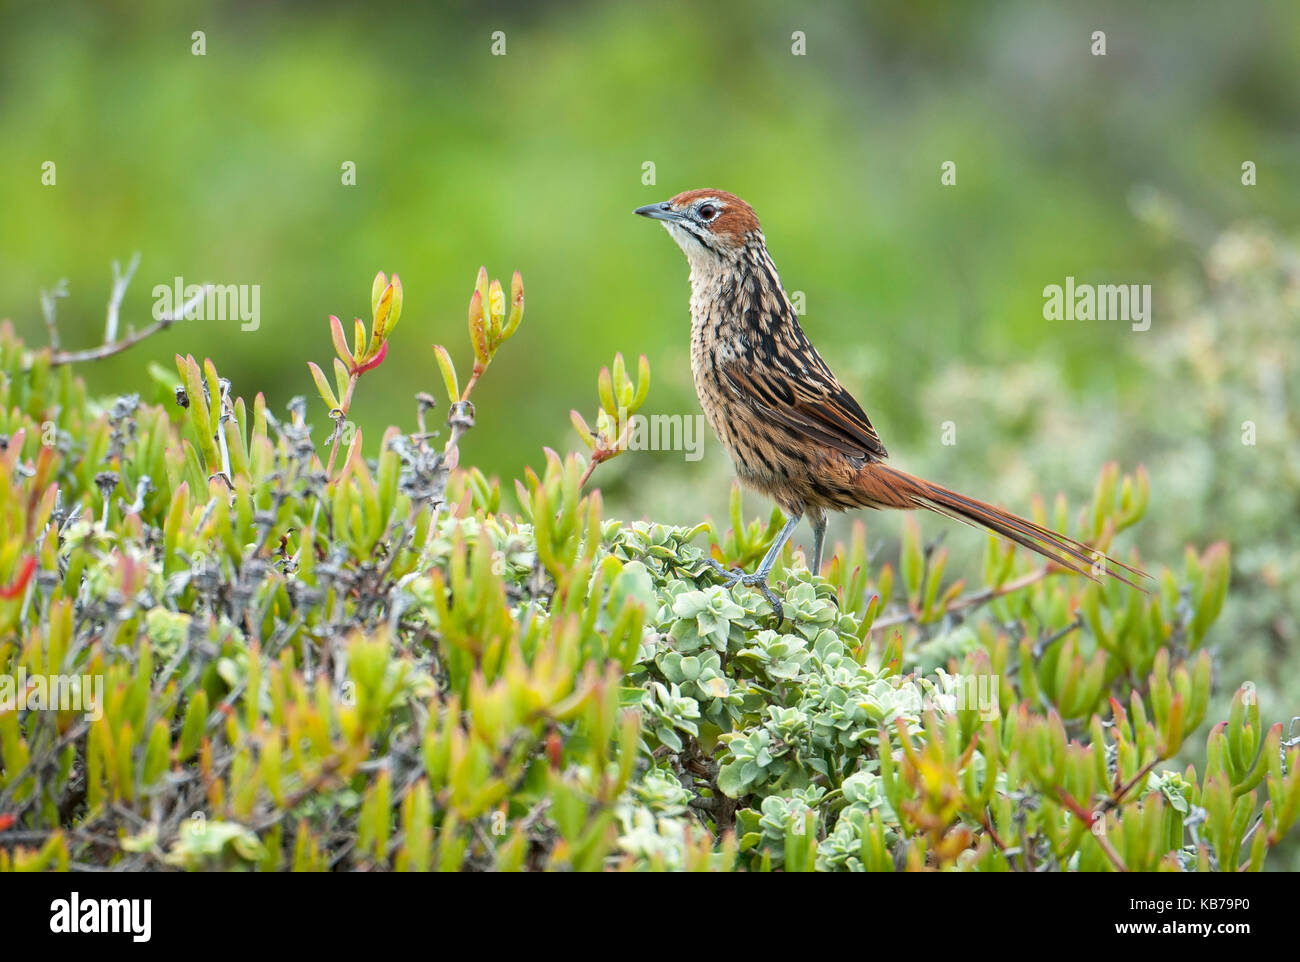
[809,510,827,577]
[706,513,801,626]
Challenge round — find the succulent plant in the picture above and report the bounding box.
[0,259,1295,873]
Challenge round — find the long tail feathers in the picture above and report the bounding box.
[861,464,1151,590]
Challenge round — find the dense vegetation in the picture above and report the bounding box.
[1,265,1295,871]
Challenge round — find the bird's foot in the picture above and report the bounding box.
[704,559,785,628]
[703,558,744,582]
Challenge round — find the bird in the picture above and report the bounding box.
[635,188,1148,624]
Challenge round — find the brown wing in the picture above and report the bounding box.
[718,350,889,462]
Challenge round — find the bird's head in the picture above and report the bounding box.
[635,189,761,263]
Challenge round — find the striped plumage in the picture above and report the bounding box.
[636,189,1147,619]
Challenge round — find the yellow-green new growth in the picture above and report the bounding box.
[307,270,403,412]
[306,270,403,480]
[436,267,525,405]
[570,351,650,488]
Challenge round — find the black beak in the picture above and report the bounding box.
[634,202,680,223]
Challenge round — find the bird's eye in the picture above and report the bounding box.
[698,204,717,221]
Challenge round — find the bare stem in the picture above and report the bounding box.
[43,284,213,369]
[1055,786,1129,872]
[1106,756,1163,810]
[105,252,141,345]
[39,279,68,350]
[577,455,602,491]
[871,565,1054,632]
[325,374,361,480]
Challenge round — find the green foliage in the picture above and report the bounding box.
[0,266,1296,873]
[911,215,1300,865]
[570,351,650,481]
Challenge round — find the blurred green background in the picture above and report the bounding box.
[2,0,1295,501]
[2,1,1298,847]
